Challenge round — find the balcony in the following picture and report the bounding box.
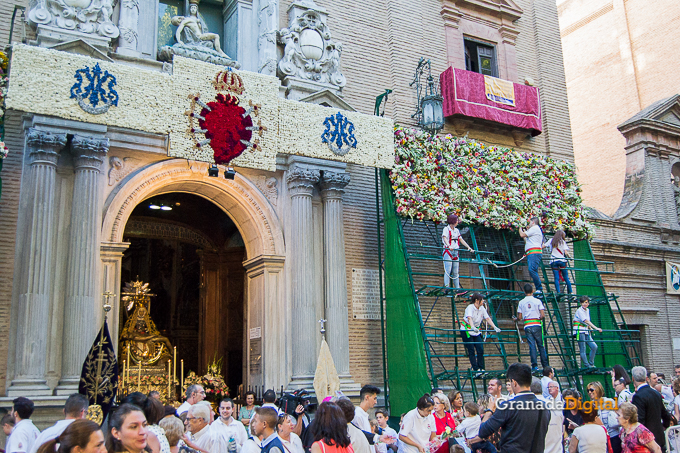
[440,67,542,145]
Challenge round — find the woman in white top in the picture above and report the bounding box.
[460,293,501,372]
[568,408,607,453]
[278,414,305,453]
[398,395,437,453]
[543,230,572,294]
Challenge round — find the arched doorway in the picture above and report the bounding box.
[101,160,287,390]
[120,192,245,392]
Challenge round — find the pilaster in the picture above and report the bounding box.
[8,129,66,397]
[287,165,320,382]
[117,0,141,58]
[100,241,131,354]
[57,135,109,394]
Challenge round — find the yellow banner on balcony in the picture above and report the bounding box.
[484,75,515,106]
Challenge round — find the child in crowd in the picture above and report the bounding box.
[455,402,497,453]
[2,414,14,437]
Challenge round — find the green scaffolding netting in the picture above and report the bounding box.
[380,169,431,416]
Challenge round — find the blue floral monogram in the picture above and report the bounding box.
[321,112,357,156]
[70,63,119,115]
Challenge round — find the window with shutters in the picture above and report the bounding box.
[464,39,498,77]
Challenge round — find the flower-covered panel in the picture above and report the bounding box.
[391,127,592,238]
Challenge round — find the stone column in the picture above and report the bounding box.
[116,0,140,57]
[320,171,351,375]
[7,129,66,396]
[57,135,109,393]
[101,241,130,354]
[287,166,320,381]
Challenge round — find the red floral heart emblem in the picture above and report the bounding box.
[198,94,253,165]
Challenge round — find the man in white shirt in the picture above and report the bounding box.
[339,398,371,453]
[442,214,474,290]
[573,296,602,368]
[6,397,40,453]
[519,217,544,294]
[354,385,380,433]
[177,384,206,418]
[543,381,563,453]
[375,410,398,453]
[29,394,88,453]
[212,398,248,448]
[540,367,554,399]
[516,283,548,373]
[486,379,505,403]
[460,294,501,373]
[184,402,229,453]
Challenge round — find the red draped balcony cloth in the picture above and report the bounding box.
[440,67,543,136]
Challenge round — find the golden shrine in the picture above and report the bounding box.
[119,279,178,402]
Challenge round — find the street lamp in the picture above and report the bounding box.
[410,58,444,135]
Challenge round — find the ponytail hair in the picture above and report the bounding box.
[37,419,102,453]
[550,230,566,250]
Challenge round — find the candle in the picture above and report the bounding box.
[121,360,126,391]
[173,347,177,386]
[181,359,184,389]
[167,360,172,400]
[137,359,141,391]
[126,344,131,388]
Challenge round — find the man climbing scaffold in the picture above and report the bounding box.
[515,283,549,373]
[573,295,602,369]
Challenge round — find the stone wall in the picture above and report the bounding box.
[558,0,680,215]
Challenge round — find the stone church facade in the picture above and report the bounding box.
[0,0,575,424]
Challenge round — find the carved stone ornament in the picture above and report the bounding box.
[158,0,240,68]
[27,0,119,39]
[277,2,346,88]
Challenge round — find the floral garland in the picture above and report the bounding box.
[391,127,592,238]
[182,356,230,403]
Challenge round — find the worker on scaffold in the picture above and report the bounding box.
[519,217,545,296]
[461,293,502,373]
[573,295,602,369]
[442,214,474,291]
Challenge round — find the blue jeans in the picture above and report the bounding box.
[470,440,497,453]
[527,254,543,292]
[551,260,572,294]
[525,325,548,368]
[461,331,485,369]
[577,331,598,367]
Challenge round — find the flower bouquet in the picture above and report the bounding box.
[182,355,230,403]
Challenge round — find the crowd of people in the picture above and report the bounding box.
[4,362,680,453]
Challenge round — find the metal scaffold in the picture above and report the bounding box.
[376,169,642,414]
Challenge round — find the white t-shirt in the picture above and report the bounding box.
[354,406,371,432]
[177,401,192,416]
[29,419,73,453]
[517,296,544,329]
[442,226,461,251]
[572,424,607,453]
[543,239,569,262]
[398,408,436,453]
[461,304,489,336]
[242,437,263,453]
[212,417,248,446]
[348,423,371,453]
[279,433,304,453]
[573,307,590,334]
[455,415,481,440]
[7,420,40,453]
[540,376,552,399]
[376,426,398,453]
[617,388,633,404]
[524,225,543,251]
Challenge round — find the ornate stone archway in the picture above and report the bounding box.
[100,159,287,389]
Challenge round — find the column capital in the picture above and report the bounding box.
[286,165,320,196]
[320,171,350,199]
[26,128,67,166]
[71,135,110,171]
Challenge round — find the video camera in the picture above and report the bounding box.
[277,389,318,416]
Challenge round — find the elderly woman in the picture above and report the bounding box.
[431,393,455,453]
[568,406,607,453]
[617,402,662,453]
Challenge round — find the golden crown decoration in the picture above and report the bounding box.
[211,69,245,94]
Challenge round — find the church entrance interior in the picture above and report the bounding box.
[121,192,246,394]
